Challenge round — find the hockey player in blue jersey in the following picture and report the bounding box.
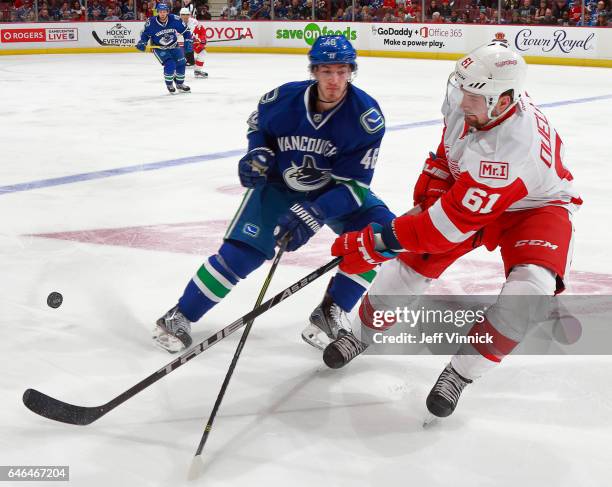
[136,3,192,94]
[153,35,396,353]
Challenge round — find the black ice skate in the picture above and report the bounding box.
[302,291,352,351]
[153,305,193,353]
[323,332,368,369]
[166,84,176,94]
[426,364,472,418]
[176,83,191,93]
[194,70,208,78]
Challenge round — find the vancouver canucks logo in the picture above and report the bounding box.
[283,155,331,192]
[360,108,385,134]
[159,34,174,46]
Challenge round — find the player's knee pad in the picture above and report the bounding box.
[495,264,555,335]
[482,264,556,346]
[176,57,186,70]
[218,240,266,279]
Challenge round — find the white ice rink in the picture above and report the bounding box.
[1,52,612,486]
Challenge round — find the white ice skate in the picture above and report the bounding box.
[302,292,352,351]
[153,305,193,353]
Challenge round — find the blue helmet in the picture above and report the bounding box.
[308,35,357,71]
[156,2,170,11]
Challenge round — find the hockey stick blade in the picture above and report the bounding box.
[23,257,341,425]
[23,389,104,426]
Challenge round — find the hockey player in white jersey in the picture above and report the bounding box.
[179,8,198,67]
[180,7,208,77]
[327,39,582,419]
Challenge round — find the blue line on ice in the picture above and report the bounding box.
[2,93,611,196]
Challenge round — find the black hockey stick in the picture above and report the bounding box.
[206,35,245,43]
[22,257,340,426]
[91,31,111,46]
[189,239,287,478]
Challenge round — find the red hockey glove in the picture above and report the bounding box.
[193,41,206,54]
[413,152,454,210]
[332,224,397,274]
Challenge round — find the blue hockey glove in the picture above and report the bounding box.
[136,41,147,52]
[238,147,274,188]
[184,38,193,53]
[274,202,325,252]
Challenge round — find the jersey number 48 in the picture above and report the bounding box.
[360,148,380,170]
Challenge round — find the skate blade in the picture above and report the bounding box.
[301,324,330,351]
[152,325,185,354]
[423,413,439,429]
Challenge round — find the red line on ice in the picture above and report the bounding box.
[30,220,612,294]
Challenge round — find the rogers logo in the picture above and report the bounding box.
[1,28,45,43]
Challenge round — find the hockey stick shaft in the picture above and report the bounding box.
[205,36,245,43]
[193,239,287,457]
[23,257,341,425]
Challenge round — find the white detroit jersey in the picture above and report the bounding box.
[442,93,583,214]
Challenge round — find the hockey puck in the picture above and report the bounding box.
[47,292,63,309]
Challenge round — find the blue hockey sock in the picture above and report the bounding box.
[178,241,265,322]
[163,63,175,86]
[329,269,378,312]
[175,58,186,85]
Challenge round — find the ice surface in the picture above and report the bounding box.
[1,53,611,486]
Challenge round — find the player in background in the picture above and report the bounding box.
[191,17,208,78]
[329,39,582,418]
[179,7,198,67]
[153,35,395,354]
[136,3,192,94]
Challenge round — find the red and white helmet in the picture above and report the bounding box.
[452,39,527,119]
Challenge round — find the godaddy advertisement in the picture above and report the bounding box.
[368,23,468,53]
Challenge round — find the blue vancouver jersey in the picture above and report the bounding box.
[139,14,191,49]
[246,80,386,220]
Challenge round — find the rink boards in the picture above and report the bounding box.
[1,21,611,68]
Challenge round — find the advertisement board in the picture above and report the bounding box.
[1,21,610,67]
